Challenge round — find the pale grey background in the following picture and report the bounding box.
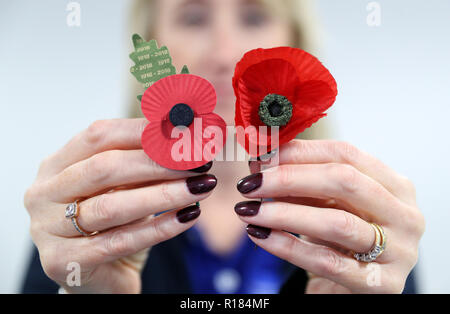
[0,0,449,293]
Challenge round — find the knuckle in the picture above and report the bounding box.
[24,185,39,211]
[402,206,426,237]
[400,175,417,198]
[105,230,136,257]
[292,139,306,159]
[41,260,60,281]
[40,247,64,280]
[84,120,109,145]
[394,244,418,270]
[413,210,426,237]
[92,194,117,229]
[277,165,294,187]
[416,211,426,236]
[276,235,298,261]
[328,163,359,195]
[331,210,358,242]
[38,154,53,172]
[336,141,361,163]
[316,248,344,277]
[150,219,172,244]
[160,182,175,205]
[84,151,115,185]
[29,220,42,240]
[406,248,420,268]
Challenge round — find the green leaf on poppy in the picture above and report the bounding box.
[129,34,176,90]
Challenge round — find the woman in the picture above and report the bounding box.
[22,0,424,294]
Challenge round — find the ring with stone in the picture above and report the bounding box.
[353,223,386,263]
[65,199,99,237]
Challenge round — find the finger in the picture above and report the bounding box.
[42,205,202,280]
[246,228,396,293]
[39,119,148,179]
[43,149,210,203]
[256,140,416,206]
[47,174,217,237]
[248,160,261,174]
[274,196,339,209]
[234,201,375,253]
[237,163,407,224]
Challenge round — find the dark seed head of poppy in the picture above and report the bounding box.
[268,101,283,117]
[258,94,293,126]
[169,103,194,127]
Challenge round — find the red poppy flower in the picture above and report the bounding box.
[233,47,337,157]
[141,74,227,170]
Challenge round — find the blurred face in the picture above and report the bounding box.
[154,0,293,124]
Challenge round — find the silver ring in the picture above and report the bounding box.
[65,199,99,237]
[353,223,386,263]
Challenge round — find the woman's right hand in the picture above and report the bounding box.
[24,118,217,293]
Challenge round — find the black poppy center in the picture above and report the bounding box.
[258,94,293,127]
[169,103,194,127]
[268,101,283,117]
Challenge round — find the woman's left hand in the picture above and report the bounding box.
[234,140,425,293]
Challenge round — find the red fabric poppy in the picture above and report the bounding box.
[141,74,226,170]
[233,47,337,157]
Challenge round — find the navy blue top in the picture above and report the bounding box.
[181,226,286,293]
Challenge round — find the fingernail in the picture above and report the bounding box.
[176,204,201,223]
[189,161,213,173]
[237,173,262,194]
[234,201,261,216]
[246,224,271,239]
[186,174,217,195]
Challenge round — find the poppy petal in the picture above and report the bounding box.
[142,113,226,170]
[141,74,216,122]
[237,58,300,130]
[295,80,336,115]
[233,47,336,93]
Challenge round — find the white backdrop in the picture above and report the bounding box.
[0,0,449,293]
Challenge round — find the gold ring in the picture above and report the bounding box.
[353,223,386,262]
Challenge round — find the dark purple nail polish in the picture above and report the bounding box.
[234,201,261,216]
[186,174,217,194]
[189,161,213,173]
[237,173,262,194]
[246,224,271,239]
[176,204,201,223]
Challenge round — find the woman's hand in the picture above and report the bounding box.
[235,140,425,293]
[24,118,217,293]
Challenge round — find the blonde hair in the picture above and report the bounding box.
[126,0,330,139]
